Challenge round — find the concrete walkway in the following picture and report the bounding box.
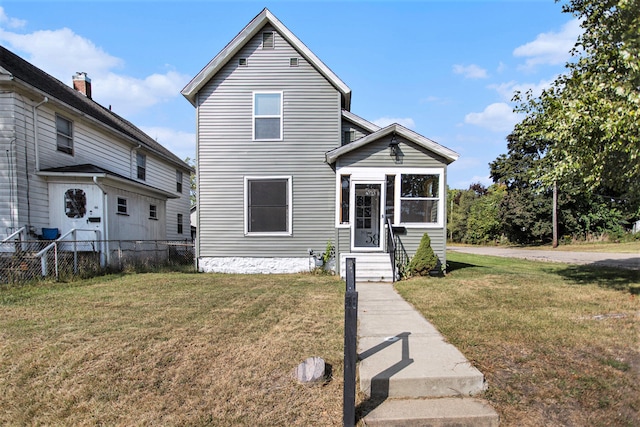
[357,282,499,426]
[449,246,640,270]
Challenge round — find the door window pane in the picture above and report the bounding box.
[65,189,86,218]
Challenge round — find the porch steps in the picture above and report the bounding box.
[339,253,394,282]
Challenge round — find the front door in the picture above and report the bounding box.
[49,183,104,250]
[351,182,384,251]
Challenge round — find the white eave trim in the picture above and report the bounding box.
[326,123,460,164]
[181,8,351,109]
[341,110,380,133]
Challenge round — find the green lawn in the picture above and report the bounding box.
[1,254,638,426]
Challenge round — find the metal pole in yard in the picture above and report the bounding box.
[343,257,357,427]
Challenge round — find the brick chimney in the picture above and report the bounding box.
[72,72,92,99]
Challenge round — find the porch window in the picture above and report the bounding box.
[385,175,395,221]
[245,177,291,235]
[56,114,73,155]
[400,174,439,223]
[117,197,128,215]
[253,92,282,140]
[136,153,146,181]
[340,175,350,224]
[65,189,86,218]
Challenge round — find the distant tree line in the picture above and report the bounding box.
[449,0,640,245]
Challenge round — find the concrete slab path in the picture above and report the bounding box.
[356,282,499,426]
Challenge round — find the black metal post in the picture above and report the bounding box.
[343,258,357,427]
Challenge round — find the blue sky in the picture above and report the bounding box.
[0,1,580,189]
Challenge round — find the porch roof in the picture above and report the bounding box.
[38,164,178,199]
[325,123,460,164]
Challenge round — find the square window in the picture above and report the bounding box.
[137,153,146,180]
[149,204,157,220]
[56,114,73,155]
[245,177,291,234]
[263,31,274,49]
[117,197,128,215]
[289,57,299,67]
[176,170,183,193]
[238,57,248,66]
[253,92,282,140]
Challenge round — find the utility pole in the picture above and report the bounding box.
[552,181,558,248]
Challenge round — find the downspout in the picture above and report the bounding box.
[32,96,49,172]
[130,144,141,178]
[93,176,110,266]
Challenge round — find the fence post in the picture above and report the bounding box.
[343,257,357,427]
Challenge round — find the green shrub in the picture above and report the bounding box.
[409,233,440,276]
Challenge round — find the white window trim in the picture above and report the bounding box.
[252,91,283,141]
[335,167,445,228]
[244,176,292,236]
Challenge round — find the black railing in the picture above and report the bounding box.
[385,217,409,282]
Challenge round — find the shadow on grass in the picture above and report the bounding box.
[446,260,479,273]
[552,264,640,294]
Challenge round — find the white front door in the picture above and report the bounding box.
[49,184,104,250]
[351,182,384,251]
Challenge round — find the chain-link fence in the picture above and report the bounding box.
[0,239,195,285]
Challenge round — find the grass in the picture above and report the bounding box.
[515,240,640,254]
[0,273,346,426]
[1,255,638,426]
[397,252,640,427]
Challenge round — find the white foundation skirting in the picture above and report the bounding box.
[198,257,314,274]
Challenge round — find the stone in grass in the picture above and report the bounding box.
[293,356,327,384]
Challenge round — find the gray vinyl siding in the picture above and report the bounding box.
[0,93,18,237]
[196,24,340,257]
[337,134,449,168]
[341,120,372,145]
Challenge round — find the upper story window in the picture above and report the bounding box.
[149,204,158,220]
[136,153,146,181]
[262,31,274,49]
[176,170,183,193]
[56,114,73,155]
[400,174,439,224]
[253,92,282,141]
[343,130,355,145]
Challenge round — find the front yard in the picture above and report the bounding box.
[1,253,638,426]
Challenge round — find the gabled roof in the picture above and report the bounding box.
[39,164,178,199]
[0,45,192,173]
[342,110,380,134]
[181,8,352,109]
[326,123,460,165]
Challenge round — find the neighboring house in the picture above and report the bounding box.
[181,9,458,280]
[0,46,193,262]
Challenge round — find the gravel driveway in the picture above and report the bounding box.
[448,246,640,270]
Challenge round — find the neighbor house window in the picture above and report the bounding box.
[65,189,86,218]
[245,177,291,235]
[400,174,439,223]
[117,197,128,215]
[149,204,157,220]
[176,170,183,193]
[253,92,282,140]
[136,153,146,180]
[340,175,350,224]
[56,114,73,155]
[262,31,274,49]
[177,213,183,234]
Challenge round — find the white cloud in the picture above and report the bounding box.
[139,126,195,162]
[513,18,582,70]
[489,78,556,102]
[464,103,521,133]
[0,7,26,29]
[372,117,416,129]
[0,13,189,117]
[452,64,488,79]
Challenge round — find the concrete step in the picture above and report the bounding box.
[362,397,500,427]
[340,253,394,282]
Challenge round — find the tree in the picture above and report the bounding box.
[409,233,439,276]
[513,0,640,214]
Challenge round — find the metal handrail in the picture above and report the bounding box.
[386,216,397,282]
[1,226,26,243]
[35,229,102,278]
